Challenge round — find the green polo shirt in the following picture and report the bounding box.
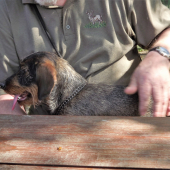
[0,0,170,114]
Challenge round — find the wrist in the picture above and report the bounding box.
[144,51,170,69]
[146,51,169,62]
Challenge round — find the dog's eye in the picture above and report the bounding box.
[17,69,25,78]
[18,68,34,86]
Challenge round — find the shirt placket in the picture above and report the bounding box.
[62,2,76,41]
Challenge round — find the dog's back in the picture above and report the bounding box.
[58,85,140,116]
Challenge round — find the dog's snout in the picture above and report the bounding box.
[0,83,6,89]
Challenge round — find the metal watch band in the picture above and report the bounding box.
[149,46,170,60]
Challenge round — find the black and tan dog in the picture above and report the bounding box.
[0,52,140,116]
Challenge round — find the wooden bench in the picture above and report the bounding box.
[0,115,170,170]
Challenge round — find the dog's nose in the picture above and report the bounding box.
[0,83,5,89]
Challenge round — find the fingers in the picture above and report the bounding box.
[124,75,138,95]
[162,83,169,117]
[139,81,169,117]
[125,72,152,116]
[166,88,170,116]
[125,52,170,117]
[138,81,151,116]
[152,83,168,117]
[161,85,169,117]
[125,72,170,117]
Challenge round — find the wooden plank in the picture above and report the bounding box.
[0,165,141,170]
[0,115,170,169]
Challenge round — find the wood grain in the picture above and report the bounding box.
[0,165,142,170]
[0,115,170,169]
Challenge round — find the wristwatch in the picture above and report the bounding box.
[149,46,170,60]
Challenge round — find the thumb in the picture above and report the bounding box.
[124,75,138,95]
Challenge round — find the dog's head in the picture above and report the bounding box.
[1,52,58,109]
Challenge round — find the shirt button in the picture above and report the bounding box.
[66,25,70,29]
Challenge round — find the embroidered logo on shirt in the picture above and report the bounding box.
[85,10,106,28]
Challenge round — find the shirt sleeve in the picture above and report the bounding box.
[0,0,19,83]
[130,0,170,49]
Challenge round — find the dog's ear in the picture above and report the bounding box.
[36,60,57,100]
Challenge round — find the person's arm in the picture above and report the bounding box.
[125,28,170,117]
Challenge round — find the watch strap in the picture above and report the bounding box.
[149,46,170,60]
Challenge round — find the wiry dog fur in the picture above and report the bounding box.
[2,52,141,116]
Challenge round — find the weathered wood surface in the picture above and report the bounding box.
[0,115,170,169]
[0,165,143,170]
[0,165,138,170]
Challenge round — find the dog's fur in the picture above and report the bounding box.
[2,52,141,116]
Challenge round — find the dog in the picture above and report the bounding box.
[0,52,141,116]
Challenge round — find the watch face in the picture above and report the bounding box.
[157,47,169,53]
[156,47,170,58]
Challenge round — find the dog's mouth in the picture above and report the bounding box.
[12,91,31,110]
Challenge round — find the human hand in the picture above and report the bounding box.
[0,94,26,115]
[124,51,170,117]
